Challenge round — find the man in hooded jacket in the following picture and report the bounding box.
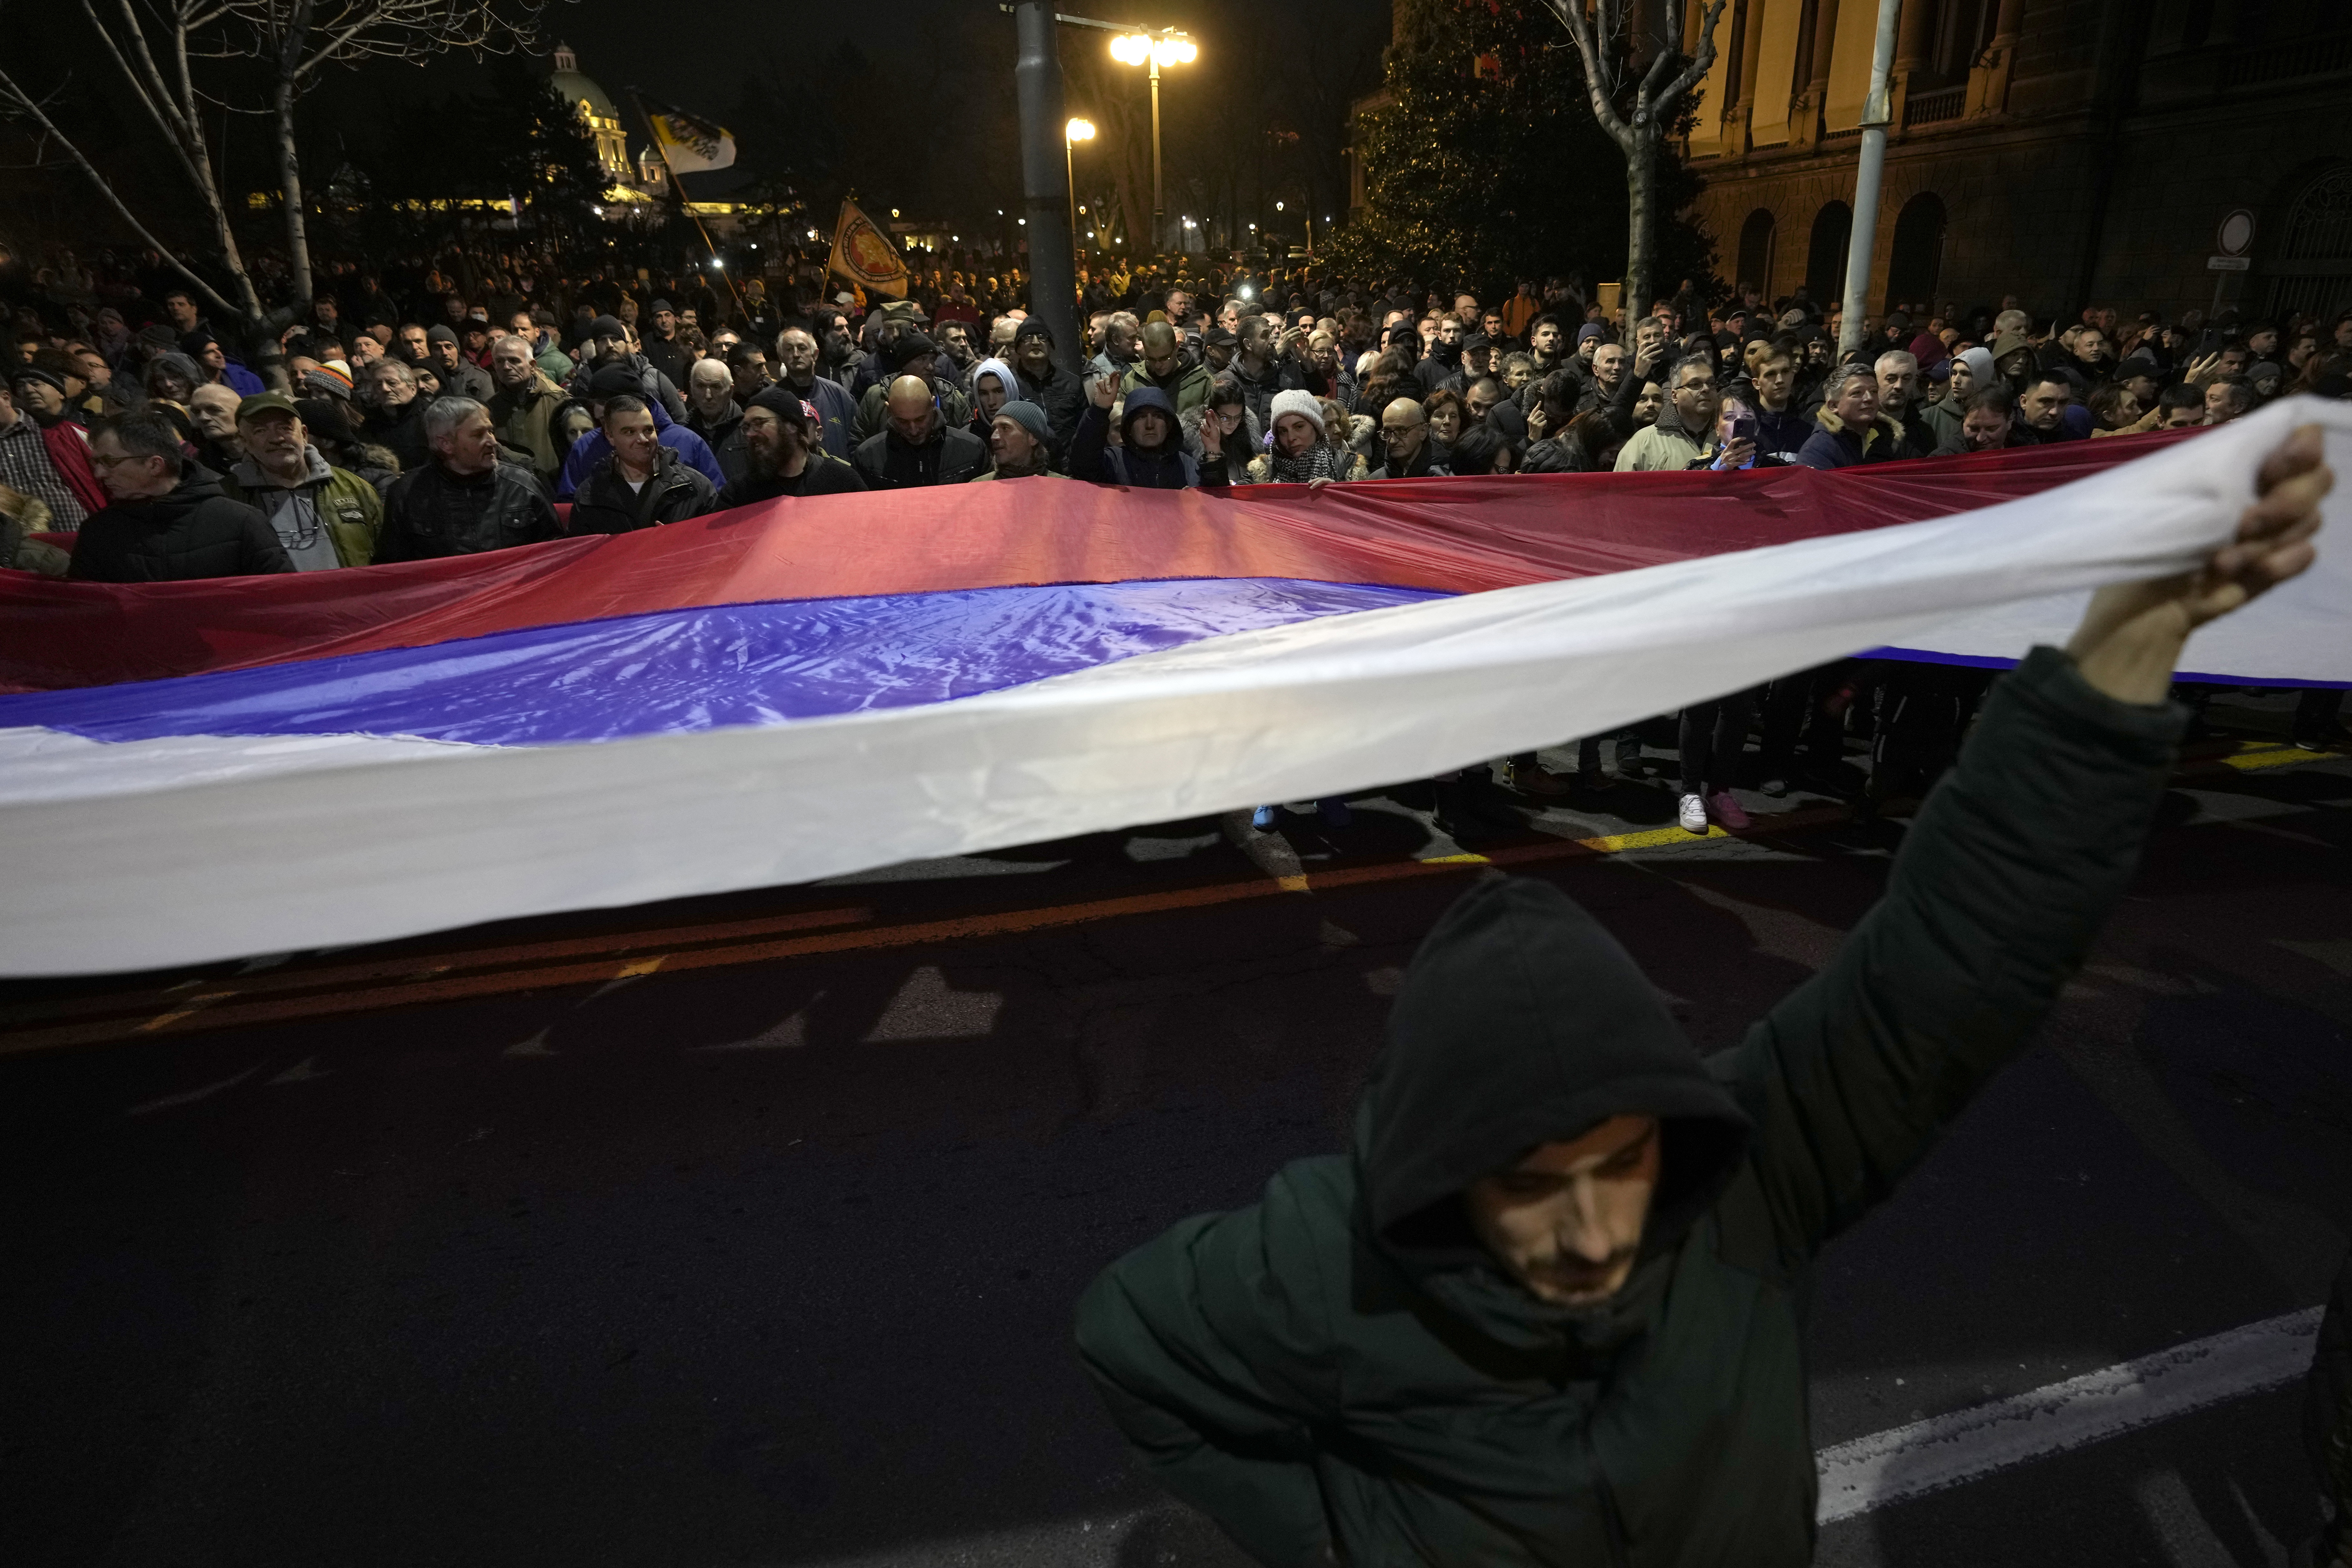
[1076,425,2332,1568]
[1068,380,1229,490]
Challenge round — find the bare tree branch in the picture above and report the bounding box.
[1532,0,1729,318]
[0,63,240,319]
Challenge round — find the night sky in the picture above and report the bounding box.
[522,0,1389,238]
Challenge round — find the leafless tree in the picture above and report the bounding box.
[214,0,544,303]
[0,0,541,359]
[0,2,264,326]
[1532,0,1727,320]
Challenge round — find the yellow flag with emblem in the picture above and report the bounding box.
[827,200,908,301]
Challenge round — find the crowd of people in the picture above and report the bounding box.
[4,245,2346,830]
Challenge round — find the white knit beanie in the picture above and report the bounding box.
[1268,388,1326,435]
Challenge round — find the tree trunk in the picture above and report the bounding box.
[1622,125,1654,326]
[274,72,315,309]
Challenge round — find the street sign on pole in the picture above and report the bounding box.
[2207,255,2252,272]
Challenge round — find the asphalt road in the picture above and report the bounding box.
[3,723,2346,1568]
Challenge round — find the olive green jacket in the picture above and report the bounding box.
[219,451,381,568]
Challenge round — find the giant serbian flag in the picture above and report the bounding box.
[0,400,2344,977]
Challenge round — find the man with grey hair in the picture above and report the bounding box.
[486,333,570,484]
[362,357,430,470]
[187,382,245,473]
[1873,349,1935,457]
[685,358,747,482]
[1088,311,1141,381]
[374,395,559,563]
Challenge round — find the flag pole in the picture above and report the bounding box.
[627,88,749,324]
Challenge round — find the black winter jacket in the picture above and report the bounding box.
[687,401,747,482]
[850,419,988,490]
[1067,391,1230,490]
[374,459,562,562]
[67,468,293,583]
[1078,649,2185,1567]
[566,447,716,535]
[1013,362,1088,459]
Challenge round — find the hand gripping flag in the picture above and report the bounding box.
[827,200,908,299]
[644,99,736,173]
[0,401,2343,976]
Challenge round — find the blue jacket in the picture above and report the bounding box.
[1794,411,1905,471]
[778,374,858,459]
[557,398,726,499]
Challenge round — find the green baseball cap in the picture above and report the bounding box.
[236,391,300,421]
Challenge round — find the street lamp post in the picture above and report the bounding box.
[1110,31,1195,256]
[1064,118,1095,278]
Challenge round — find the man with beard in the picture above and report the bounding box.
[1078,425,2333,1568]
[809,304,861,391]
[424,326,493,402]
[567,315,687,423]
[774,326,859,459]
[714,386,866,507]
[1413,314,1468,395]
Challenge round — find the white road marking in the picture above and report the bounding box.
[693,1010,810,1051]
[503,1028,557,1057]
[126,1062,262,1115]
[1815,1307,2322,1523]
[267,1055,328,1084]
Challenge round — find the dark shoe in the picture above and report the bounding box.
[1433,777,1521,843]
[1317,798,1353,828]
[1504,759,1573,798]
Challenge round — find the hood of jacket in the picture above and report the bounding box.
[1356,876,1751,1352]
[229,444,334,495]
[1118,385,1182,455]
[970,356,1019,407]
[1956,346,1995,390]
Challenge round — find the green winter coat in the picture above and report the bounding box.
[1123,360,1216,417]
[218,451,381,568]
[1077,647,2184,1567]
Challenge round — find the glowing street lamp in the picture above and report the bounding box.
[1109,30,1196,253]
[1064,116,1096,266]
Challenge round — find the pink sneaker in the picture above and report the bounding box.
[1707,789,1751,830]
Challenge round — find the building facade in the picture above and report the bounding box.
[1681,0,2352,324]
